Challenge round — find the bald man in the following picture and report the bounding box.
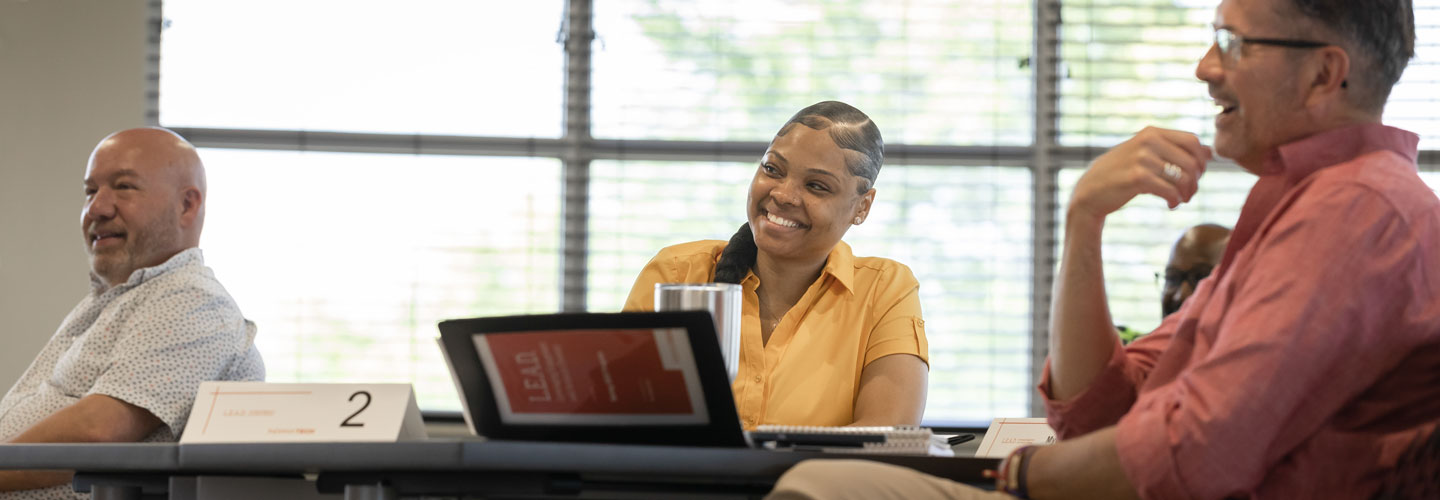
[0,128,264,498]
[1160,223,1230,318]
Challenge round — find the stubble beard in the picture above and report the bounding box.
[89,209,182,286]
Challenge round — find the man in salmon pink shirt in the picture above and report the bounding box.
[767,0,1437,498]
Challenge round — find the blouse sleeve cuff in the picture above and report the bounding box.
[864,317,928,367]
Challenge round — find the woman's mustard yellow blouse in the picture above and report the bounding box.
[623,240,928,429]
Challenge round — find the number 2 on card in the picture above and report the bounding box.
[341,390,371,427]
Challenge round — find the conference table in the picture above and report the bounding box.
[0,439,998,499]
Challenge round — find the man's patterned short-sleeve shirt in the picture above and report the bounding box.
[0,248,264,499]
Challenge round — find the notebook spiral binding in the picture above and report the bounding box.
[750,425,947,456]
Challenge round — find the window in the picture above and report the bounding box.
[1058,0,1216,147]
[1055,0,1440,335]
[1389,2,1440,149]
[592,1,1034,144]
[159,0,1440,426]
[844,165,1033,420]
[587,160,754,310]
[200,150,561,410]
[160,0,565,137]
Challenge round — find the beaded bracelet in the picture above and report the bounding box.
[994,445,1037,499]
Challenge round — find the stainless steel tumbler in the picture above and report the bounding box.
[654,283,742,381]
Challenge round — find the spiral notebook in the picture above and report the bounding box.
[749,425,954,457]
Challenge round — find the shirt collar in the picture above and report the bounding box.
[821,241,856,294]
[90,247,204,293]
[1263,123,1419,183]
[737,241,857,294]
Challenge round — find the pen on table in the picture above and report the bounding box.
[947,434,976,446]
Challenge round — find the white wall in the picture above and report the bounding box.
[0,0,147,387]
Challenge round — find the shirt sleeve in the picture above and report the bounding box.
[622,244,725,312]
[863,263,928,367]
[623,252,673,312]
[87,282,256,435]
[1114,183,1430,499]
[1037,304,1182,439]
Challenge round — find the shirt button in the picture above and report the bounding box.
[753,375,762,383]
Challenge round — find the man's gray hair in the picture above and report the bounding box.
[1285,0,1415,111]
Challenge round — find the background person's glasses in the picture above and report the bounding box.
[1156,265,1215,291]
[1214,28,1329,61]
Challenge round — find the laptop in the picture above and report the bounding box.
[437,311,749,447]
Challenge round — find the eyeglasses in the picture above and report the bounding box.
[1155,265,1215,291]
[1214,28,1329,61]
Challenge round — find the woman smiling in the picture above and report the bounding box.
[623,101,928,429]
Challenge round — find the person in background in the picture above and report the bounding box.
[1159,223,1230,319]
[1119,223,1231,345]
[0,128,265,499]
[624,101,928,429]
[768,0,1438,497]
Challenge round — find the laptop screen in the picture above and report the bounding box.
[472,327,709,425]
[437,311,747,447]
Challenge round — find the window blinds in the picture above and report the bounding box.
[156,0,1440,424]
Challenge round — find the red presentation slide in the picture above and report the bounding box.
[476,328,705,421]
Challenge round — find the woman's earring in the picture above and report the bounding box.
[853,216,863,225]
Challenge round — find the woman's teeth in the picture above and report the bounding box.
[767,212,801,228]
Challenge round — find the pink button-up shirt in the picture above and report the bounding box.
[1040,124,1440,499]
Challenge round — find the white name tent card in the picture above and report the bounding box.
[180,382,426,444]
[973,417,1057,458]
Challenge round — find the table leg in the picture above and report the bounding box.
[343,482,397,500]
[90,485,143,500]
